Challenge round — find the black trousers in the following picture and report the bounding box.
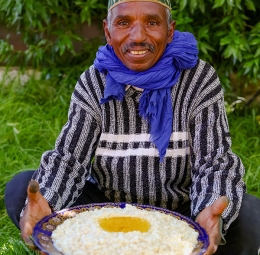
[5,170,260,255]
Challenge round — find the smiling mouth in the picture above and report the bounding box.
[129,50,148,55]
[122,42,155,54]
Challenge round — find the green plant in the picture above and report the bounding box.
[171,0,260,90]
[0,78,71,254]
[1,0,260,91]
[0,0,107,87]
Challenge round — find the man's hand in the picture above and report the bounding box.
[196,196,229,255]
[19,180,52,254]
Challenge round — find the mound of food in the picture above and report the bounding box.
[52,204,199,255]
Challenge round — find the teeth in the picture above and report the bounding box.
[130,50,148,55]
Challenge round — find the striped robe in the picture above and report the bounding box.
[33,59,246,232]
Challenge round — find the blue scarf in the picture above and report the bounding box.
[94,30,198,161]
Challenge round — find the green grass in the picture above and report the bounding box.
[0,77,260,254]
[227,108,260,197]
[0,77,72,254]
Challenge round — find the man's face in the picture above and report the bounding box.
[103,2,175,72]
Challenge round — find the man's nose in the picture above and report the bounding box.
[129,22,147,42]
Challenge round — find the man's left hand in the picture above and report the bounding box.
[196,196,229,255]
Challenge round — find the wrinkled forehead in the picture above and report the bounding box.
[108,0,171,12]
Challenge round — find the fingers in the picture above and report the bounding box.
[203,245,216,255]
[27,180,41,202]
[23,235,35,248]
[20,215,33,241]
[202,227,220,255]
[20,216,45,253]
[23,234,47,254]
[203,229,220,255]
[197,196,229,254]
[20,181,41,245]
[20,181,50,254]
[211,196,229,217]
[39,251,48,255]
[203,245,218,255]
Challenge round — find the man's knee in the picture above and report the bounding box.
[4,170,35,228]
[216,193,260,255]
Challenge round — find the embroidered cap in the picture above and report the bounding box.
[108,0,172,12]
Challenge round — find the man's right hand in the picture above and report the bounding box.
[19,180,52,254]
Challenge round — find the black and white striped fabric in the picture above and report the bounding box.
[33,59,246,232]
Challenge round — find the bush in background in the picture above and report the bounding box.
[0,0,107,86]
[0,0,260,92]
[171,0,260,90]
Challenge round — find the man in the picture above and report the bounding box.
[5,0,260,254]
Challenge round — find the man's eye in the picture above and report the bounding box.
[118,21,128,26]
[149,21,158,26]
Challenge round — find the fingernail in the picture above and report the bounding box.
[25,238,34,246]
[29,180,39,193]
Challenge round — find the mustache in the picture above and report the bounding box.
[122,42,155,53]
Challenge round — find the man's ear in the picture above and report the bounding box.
[167,20,176,43]
[103,19,112,45]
